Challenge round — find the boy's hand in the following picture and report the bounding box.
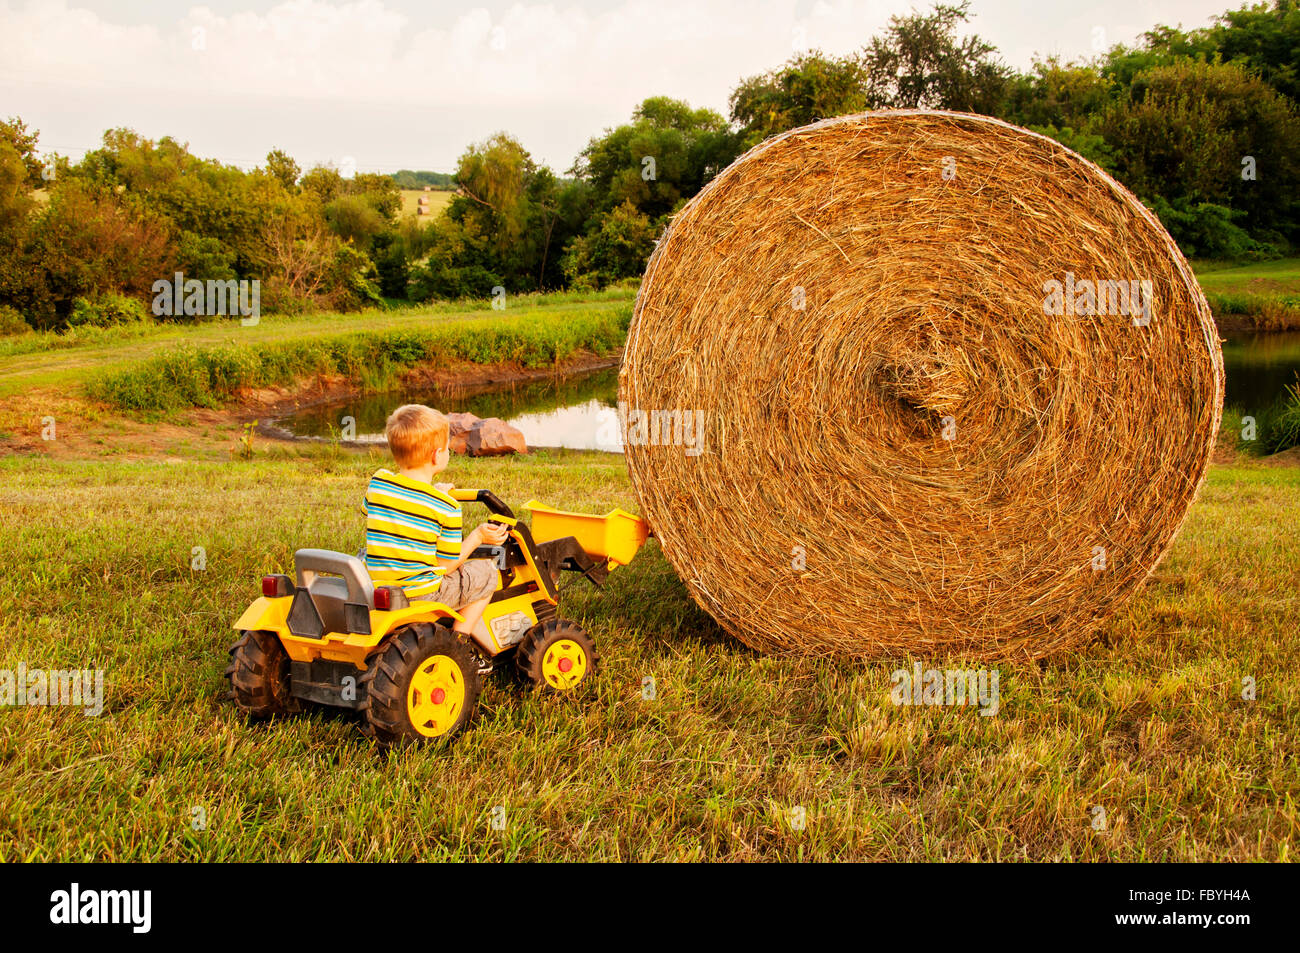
[479,522,509,546]
[434,482,455,493]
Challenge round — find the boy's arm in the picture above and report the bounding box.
[434,500,506,572]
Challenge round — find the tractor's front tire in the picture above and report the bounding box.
[516,618,598,692]
[359,624,480,745]
[225,629,302,718]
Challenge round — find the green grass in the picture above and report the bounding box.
[1194,258,1300,330]
[0,448,1295,861]
[84,303,631,413]
[1192,258,1300,291]
[0,286,637,399]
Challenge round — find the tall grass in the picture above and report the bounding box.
[1205,291,1300,331]
[87,305,632,413]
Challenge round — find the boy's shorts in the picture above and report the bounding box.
[436,559,497,609]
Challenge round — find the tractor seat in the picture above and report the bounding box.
[287,549,376,638]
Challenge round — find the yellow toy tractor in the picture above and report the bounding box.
[226,489,649,744]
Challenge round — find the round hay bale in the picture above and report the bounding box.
[620,110,1223,661]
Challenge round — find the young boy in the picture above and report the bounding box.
[363,403,508,647]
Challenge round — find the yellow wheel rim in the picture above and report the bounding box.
[540,639,588,690]
[406,654,466,737]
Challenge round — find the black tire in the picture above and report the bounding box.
[359,624,480,745]
[225,629,302,718]
[515,618,598,692]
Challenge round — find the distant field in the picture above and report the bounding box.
[399,188,455,224]
[1193,258,1300,296]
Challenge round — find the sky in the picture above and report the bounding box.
[0,0,1240,176]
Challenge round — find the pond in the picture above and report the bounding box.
[273,365,625,451]
[271,333,1300,453]
[1222,330,1300,415]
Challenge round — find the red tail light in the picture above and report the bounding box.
[373,586,409,611]
[261,575,292,598]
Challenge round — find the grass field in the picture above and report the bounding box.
[0,288,635,403]
[0,284,1296,861]
[1192,258,1300,294]
[399,188,455,223]
[0,446,1296,861]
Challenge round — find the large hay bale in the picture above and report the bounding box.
[620,110,1223,661]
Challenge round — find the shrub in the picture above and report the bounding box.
[66,292,151,328]
[408,261,502,302]
[320,244,382,312]
[0,304,31,336]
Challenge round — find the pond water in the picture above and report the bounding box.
[1222,331,1300,413]
[274,365,625,451]
[271,333,1300,452]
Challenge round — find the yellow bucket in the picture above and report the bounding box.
[524,500,650,567]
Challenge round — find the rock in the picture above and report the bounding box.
[447,412,481,454]
[465,417,528,457]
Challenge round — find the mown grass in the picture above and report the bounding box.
[84,304,631,413]
[0,448,1294,861]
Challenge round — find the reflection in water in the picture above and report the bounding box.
[272,334,1300,453]
[275,366,623,452]
[1221,331,1300,411]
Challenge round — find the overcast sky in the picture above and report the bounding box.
[0,0,1239,175]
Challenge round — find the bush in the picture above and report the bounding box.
[375,243,410,299]
[320,244,382,312]
[66,292,151,328]
[408,261,502,302]
[1149,197,1279,261]
[0,305,31,336]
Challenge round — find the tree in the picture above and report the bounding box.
[561,200,660,289]
[1001,57,1115,131]
[572,97,741,220]
[67,129,285,279]
[1103,1,1300,104]
[731,52,870,148]
[860,1,1010,113]
[0,117,45,189]
[264,149,301,191]
[1099,59,1300,250]
[453,132,533,257]
[0,142,37,313]
[22,180,177,328]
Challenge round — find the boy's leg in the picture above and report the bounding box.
[452,594,493,644]
[441,559,499,646]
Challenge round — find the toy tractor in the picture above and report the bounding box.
[226,489,649,744]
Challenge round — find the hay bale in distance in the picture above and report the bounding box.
[620,110,1223,661]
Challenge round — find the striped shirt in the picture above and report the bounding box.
[363,469,462,598]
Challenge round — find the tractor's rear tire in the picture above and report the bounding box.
[359,624,480,745]
[516,618,598,692]
[225,629,302,718]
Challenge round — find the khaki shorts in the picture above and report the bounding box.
[436,558,498,608]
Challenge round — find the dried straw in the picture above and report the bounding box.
[620,110,1223,661]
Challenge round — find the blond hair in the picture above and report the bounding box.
[384,404,448,468]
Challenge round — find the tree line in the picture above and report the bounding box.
[1,0,1297,333]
